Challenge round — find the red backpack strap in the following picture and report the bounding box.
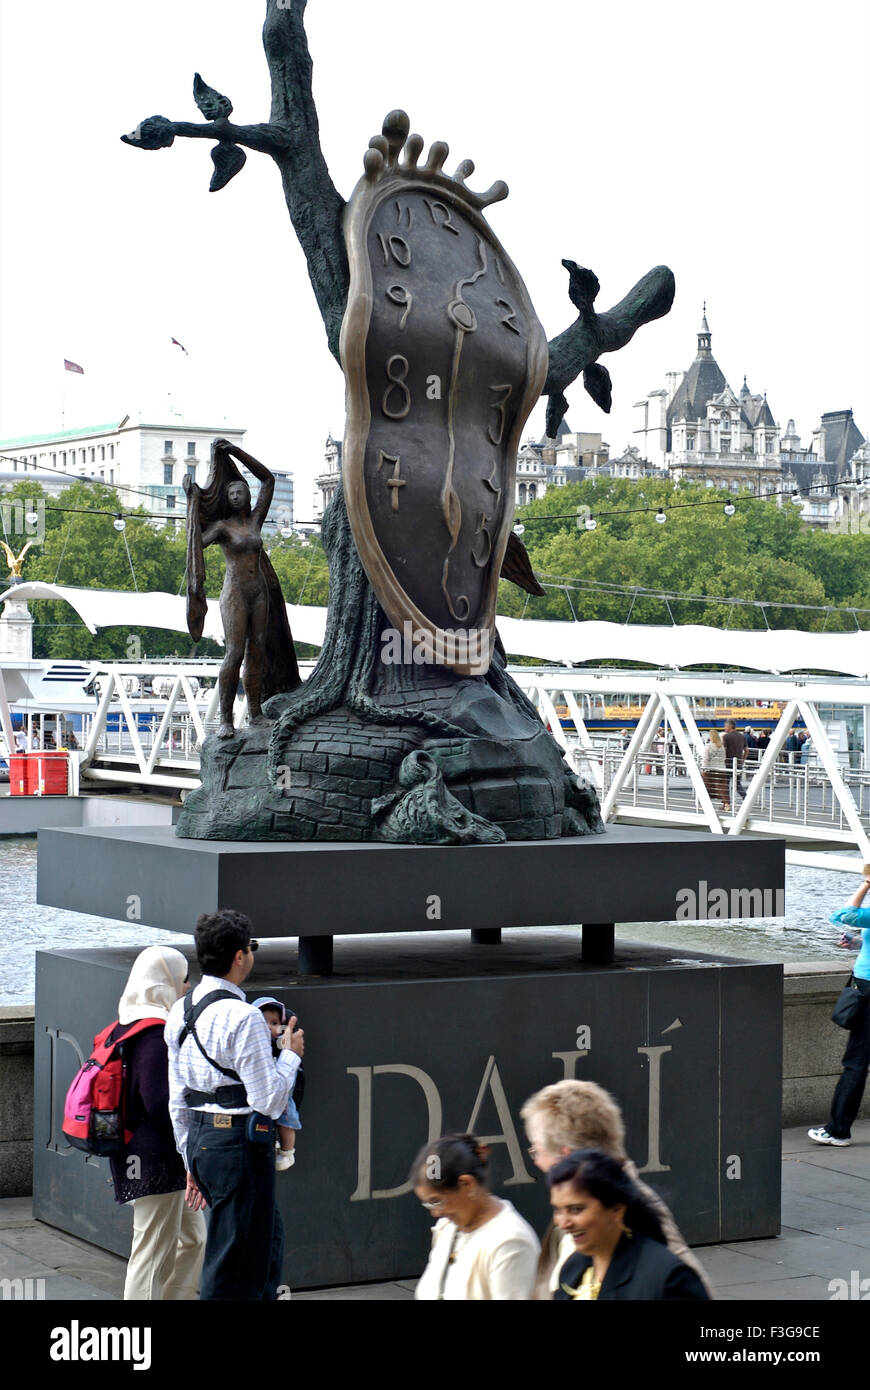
[91,1021,122,1063]
[91,1018,165,1063]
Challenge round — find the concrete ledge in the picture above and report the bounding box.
[0,793,178,837]
[0,1006,34,1198]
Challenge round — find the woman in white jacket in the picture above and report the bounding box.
[413,1134,539,1300]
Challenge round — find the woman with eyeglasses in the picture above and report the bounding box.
[412,1133,540,1300]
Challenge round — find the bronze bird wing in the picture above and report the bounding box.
[500,531,545,596]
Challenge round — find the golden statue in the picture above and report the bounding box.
[1,539,33,579]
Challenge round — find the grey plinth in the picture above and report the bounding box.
[37,824,784,968]
[35,935,782,1287]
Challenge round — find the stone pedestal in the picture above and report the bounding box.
[33,821,785,1285]
[34,936,782,1287]
[37,823,785,968]
[0,594,33,660]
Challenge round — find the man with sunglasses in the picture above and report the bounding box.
[166,909,304,1300]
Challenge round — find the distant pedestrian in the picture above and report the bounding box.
[701,728,729,810]
[809,869,870,1147]
[722,719,747,798]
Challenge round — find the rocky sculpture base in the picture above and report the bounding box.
[177,674,601,843]
[176,490,602,844]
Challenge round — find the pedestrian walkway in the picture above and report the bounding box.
[1,1124,867,1301]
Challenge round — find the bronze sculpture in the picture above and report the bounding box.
[122,2,674,844]
[184,440,299,737]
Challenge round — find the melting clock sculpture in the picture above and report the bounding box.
[122,5,674,844]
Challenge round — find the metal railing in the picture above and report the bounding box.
[6,657,870,866]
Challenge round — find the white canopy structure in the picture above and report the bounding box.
[497,617,870,678]
[4,582,328,651]
[4,582,869,677]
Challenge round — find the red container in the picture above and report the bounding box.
[9,754,30,795]
[34,751,69,796]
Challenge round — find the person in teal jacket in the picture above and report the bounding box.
[808,870,870,1146]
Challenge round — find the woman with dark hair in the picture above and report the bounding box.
[548,1149,709,1301]
[183,439,299,738]
[412,1134,539,1300]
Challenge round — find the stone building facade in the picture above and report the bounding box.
[0,417,294,531]
[632,313,866,528]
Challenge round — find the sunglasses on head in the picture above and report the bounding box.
[248,939,259,953]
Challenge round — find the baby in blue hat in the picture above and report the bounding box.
[252,996,302,1171]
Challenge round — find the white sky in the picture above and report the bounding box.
[1,0,867,518]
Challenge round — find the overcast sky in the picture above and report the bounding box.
[1,0,867,517]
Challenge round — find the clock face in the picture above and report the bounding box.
[341,171,547,672]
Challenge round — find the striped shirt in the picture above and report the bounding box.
[165,975,300,1159]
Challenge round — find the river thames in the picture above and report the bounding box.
[0,834,857,1005]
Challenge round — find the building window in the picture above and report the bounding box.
[89,448,95,462]
[186,463,196,481]
[529,484,537,501]
[187,442,196,456]
[164,441,173,457]
[166,493,176,510]
[720,412,730,430]
[164,463,173,485]
[686,434,695,450]
[61,451,66,465]
[109,444,115,460]
[110,469,114,484]
[721,437,730,453]
[765,438,774,454]
[518,484,527,506]
[101,446,105,461]
[51,452,57,466]
[80,450,86,464]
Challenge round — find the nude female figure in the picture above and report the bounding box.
[184,439,298,739]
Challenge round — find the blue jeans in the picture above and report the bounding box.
[828,979,870,1139]
[188,1113,284,1300]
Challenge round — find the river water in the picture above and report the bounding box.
[0,836,855,1007]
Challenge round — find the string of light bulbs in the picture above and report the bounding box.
[513,474,866,533]
[527,570,870,625]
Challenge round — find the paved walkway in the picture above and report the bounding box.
[2,1124,867,1301]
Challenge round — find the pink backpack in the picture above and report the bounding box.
[62,1018,163,1155]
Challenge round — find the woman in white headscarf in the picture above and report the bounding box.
[108,946,206,1300]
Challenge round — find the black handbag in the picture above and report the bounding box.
[832,976,868,1030]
